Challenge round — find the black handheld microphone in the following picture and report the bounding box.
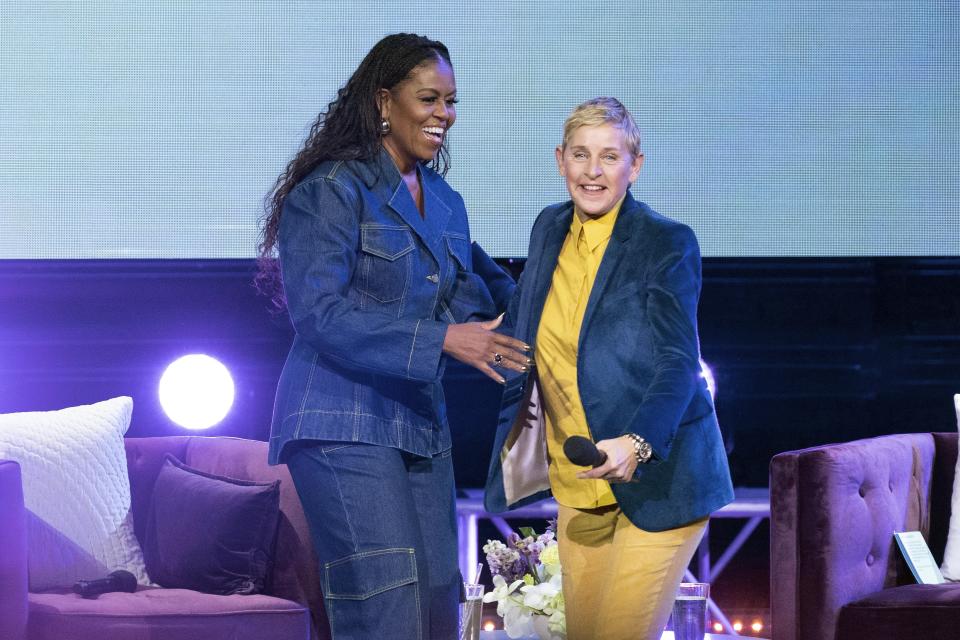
[72,569,138,598]
[563,435,607,467]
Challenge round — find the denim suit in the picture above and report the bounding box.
[268,149,503,465]
[269,149,502,639]
[484,191,734,532]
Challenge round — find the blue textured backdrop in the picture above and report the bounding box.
[2,1,958,258]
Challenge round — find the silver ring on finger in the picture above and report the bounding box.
[493,353,503,367]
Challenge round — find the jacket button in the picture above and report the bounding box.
[426,274,439,283]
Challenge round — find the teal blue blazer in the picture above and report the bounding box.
[483,191,734,531]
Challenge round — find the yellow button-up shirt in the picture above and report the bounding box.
[536,198,624,509]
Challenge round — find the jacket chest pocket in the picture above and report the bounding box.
[358,225,414,304]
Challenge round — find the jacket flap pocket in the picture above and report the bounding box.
[323,548,417,600]
[361,226,415,261]
[445,234,471,270]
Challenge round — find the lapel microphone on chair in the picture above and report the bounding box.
[563,435,607,467]
[72,569,138,598]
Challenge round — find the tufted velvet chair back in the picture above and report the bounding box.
[770,432,957,640]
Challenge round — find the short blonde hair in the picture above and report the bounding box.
[561,97,642,157]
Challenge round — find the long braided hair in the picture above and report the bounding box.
[256,33,452,309]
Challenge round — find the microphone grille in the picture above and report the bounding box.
[109,569,138,592]
[563,436,597,467]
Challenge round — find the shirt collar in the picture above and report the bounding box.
[571,195,626,252]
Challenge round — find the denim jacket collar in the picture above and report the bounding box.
[356,148,454,268]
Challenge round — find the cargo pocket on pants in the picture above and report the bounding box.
[322,548,422,638]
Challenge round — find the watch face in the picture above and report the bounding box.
[638,442,653,461]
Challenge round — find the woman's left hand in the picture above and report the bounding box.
[441,314,530,384]
[576,435,638,483]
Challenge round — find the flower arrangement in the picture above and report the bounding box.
[482,522,565,639]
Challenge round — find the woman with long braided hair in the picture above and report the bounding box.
[257,33,526,638]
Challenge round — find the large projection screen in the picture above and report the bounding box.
[2,1,957,258]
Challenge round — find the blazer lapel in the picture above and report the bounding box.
[521,204,573,345]
[578,191,639,344]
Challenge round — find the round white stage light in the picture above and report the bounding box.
[159,354,235,430]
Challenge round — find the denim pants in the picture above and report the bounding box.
[287,441,460,640]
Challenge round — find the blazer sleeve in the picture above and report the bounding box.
[279,176,448,383]
[622,224,703,463]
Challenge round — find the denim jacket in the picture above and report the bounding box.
[268,149,505,464]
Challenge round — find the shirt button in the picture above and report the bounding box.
[426,274,439,283]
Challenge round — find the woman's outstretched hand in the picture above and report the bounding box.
[442,314,531,384]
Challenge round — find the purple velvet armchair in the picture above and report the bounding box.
[0,436,331,640]
[770,432,960,640]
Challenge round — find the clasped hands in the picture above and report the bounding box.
[442,314,531,384]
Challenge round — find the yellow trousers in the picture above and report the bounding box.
[557,503,708,640]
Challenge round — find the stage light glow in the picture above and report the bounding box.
[699,358,716,399]
[159,354,234,430]
[733,621,744,632]
[713,622,724,632]
[483,621,496,631]
[752,621,764,632]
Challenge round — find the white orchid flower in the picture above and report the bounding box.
[483,574,525,605]
[521,573,563,613]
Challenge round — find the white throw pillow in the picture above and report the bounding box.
[0,397,150,590]
[939,394,960,580]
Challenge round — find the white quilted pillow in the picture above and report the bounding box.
[940,394,960,580]
[0,396,150,590]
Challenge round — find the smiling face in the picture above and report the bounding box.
[556,123,643,221]
[379,57,457,174]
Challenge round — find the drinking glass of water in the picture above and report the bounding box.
[459,583,485,640]
[672,582,709,640]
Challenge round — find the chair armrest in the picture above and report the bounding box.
[0,459,28,640]
[770,433,935,640]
